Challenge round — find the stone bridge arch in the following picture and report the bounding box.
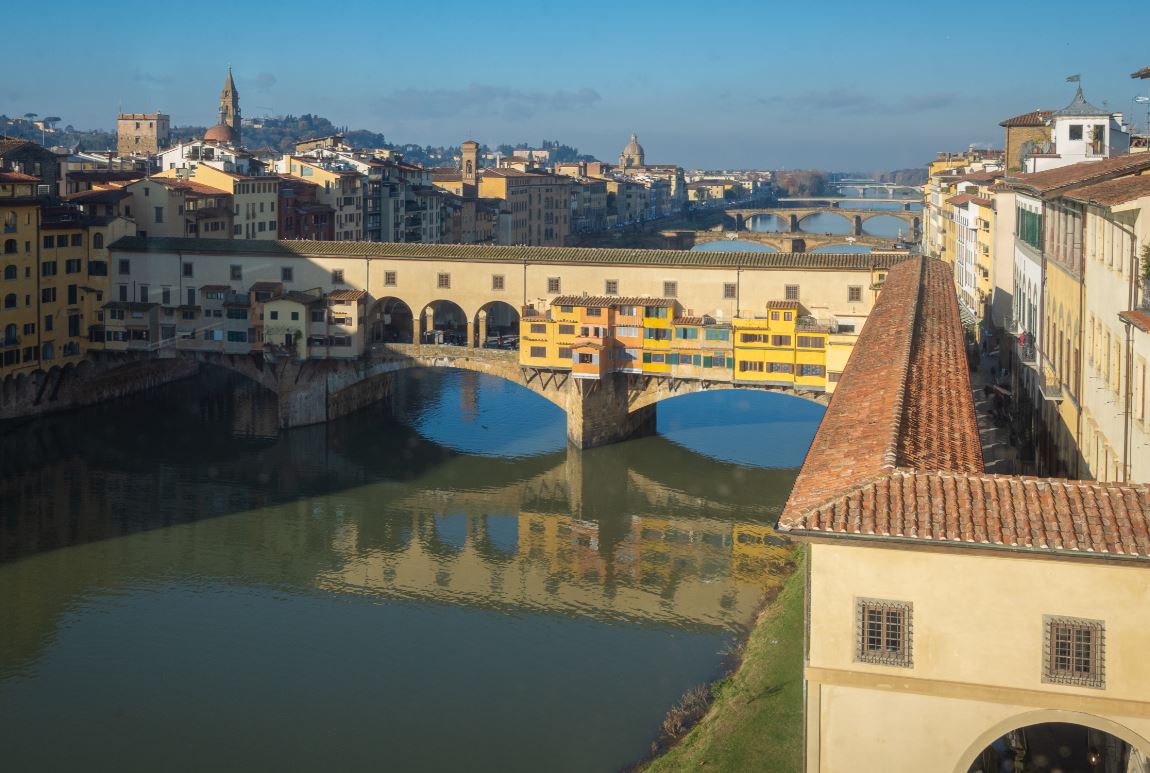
[951,709,1150,773]
[624,377,830,416]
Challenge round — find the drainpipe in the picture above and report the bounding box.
[1116,219,1138,482]
[1037,199,1048,474]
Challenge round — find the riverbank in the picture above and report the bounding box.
[641,548,805,772]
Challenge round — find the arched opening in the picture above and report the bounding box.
[861,214,912,239]
[964,720,1149,773]
[3,239,16,255]
[4,322,18,345]
[93,233,104,249]
[797,211,852,235]
[41,342,54,362]
[369,296,413,344]
[747,213,787,233]
[4,293,17,309]
[3,264,15,280]
[475,300,520,349]
[420,300,468,346]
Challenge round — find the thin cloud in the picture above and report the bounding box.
[253,72,277,92]
[132,69,174,87]
[378,83,601,121]
[759,88,957,115]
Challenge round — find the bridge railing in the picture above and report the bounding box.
[367,342,519,363]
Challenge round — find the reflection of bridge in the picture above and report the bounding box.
[726,206,921,239]
[0,399,802,672]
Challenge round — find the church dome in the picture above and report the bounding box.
[623,133,644,157]
[203,123,236,143]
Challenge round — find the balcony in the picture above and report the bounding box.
[1018,341,1036,364]
[1038,373,1064,402]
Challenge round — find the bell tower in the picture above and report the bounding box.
[219,68,241,146]
[461,140,479,185]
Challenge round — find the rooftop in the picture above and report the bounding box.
[778,256,1150,563]
[1007,153,1150,195]
[108,237,910,271]
[550,295,674,308]
[999,109,1053,128]
[1061,174,1150,206]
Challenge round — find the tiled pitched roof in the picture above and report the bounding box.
[107,237,911,271]
[328,289,367,301]
[1008,154,1150,195]
[1119,309,1150,333]
[778,256,1150,563]
[945,193,993,207]
[786,470,1150,561]
[999,110,1053,127]
[549,295,671,308]
[1061,174,1150,206]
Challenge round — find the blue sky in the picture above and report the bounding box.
[5,0,1150,170]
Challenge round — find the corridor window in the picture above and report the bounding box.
[331,269,345,284]
[856,598,913,667]
[785,284,800,301]
[723,283,737,299]
[663,281,677,298]
[605,279,618,295]
[384,271,397,287]
[492,274,504,291]
[547,277,561,294]
[848,286,862,302]
[437,272,450,289]
[1044,616,1104,689]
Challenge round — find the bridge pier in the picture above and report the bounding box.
[853,216,863,237]
[564,373,655,449]
[788,214,799,233]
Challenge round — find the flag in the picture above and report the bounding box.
[1066,74,1081,83]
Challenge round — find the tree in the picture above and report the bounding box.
[23,112,37,122]
[42,116,61,130]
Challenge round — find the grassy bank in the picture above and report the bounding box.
[642,550,805,772]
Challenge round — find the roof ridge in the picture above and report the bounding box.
[885,255,926,469]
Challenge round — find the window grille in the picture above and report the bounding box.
[1043,616,1104,689]
[856,598,913,667]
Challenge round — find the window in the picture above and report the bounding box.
[437,272,450,289]
[41,287,56,304]
[281,267,293,282]
[558,324,575,335]
[796,336,825,349]
[269,311,279,320]
[331,269,345,284]
[586,307,601,318]
[1044,616,1104,689]
[771,335,791,347]
[230,265,242,281]
[578,353,593,364]
[384,271,397,287]
[856,599,912,667]
[154,206,164,223]
[182,262,194,278]
[226,331,248,343]
[71,234,82,247]
[1069,124,1083,141]
[93,233,104,249]
[558,347,572,359]
[43,235,54,249]
[705,328,729,341]
[311,310,325,323]
[290,311,300,321]
[768,362,793,373]
[41,261,57,277]
[3,293,17,309]
[529,323,548,334]
[723,283,737,299]
[65,259,81,274]
[491,274,505,291]
[547,277,561,294]
[739,360,765,373]
[848,286,862,303]
[676,327,698,339]
[798,364,825,377]
[119,259,131,275]
[785,285,799,301]
[605,279,618,295]
[644,328,671,341]
[663,280,677,298]
[529,346,546,358]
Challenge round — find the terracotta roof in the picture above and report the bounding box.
[147,177,231,197]
[65,188,131,203]
[249,281,283,292]
[999,109,1053,127]
[673,316,706,325]
[0,171,39,182]
[784,470,1150,561]
[946,194,993,207]
[1008,154,1150,195]
[107,237,911,271]
[550,295,672,308]
[779,256,1150,563]
[1119,309,1150,333]
[327,289,367,301]
[1061,174,1150,206]
[765,300,803,309]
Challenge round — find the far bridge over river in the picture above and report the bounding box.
[725,205,921,239]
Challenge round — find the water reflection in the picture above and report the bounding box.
[690,240,777,252]
[0,369,818,772]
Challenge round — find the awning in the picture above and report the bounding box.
[958,304,978,327]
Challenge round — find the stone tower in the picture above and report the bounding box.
[219,68,241,146]
[461,140,479,185]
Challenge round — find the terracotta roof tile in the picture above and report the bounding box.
[1008,154,1150,195]
[327,289,367,301]
[999,109,1053,127]
[550,295,671,308]
[1061,174,1150,206]
[1119,309,1150,333]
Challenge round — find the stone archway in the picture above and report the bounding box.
[474,300,520,349]
[369,296,414,344]
[419,300,469,346]
[955,710,1150,773]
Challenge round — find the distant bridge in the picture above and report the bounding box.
[726,206,921,239]
[774,197,921,210]
[831,181,923,195]
[663,230,898,252]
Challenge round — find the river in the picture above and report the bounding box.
[0,368,823,772]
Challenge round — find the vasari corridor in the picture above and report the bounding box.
[4,3,1150,771]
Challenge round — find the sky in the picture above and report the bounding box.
[5,0,1150,171]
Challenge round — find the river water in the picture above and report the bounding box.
[0,368,822,772]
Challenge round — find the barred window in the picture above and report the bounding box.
[492,274,505,291]
[1044,616,1104,689]
[547,277,561,294]
[529,346,546,358]
[848,285,862,302]
[384,271,397,287]
[437,272,450,289]
[331,269,345,284]
[663,280,677,298]
[785,284,799,300]
[605,279,618,295]
[856,598,912,667]
[723,282,737,299]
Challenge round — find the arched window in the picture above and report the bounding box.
[3,323,16,343]
[3,265,15,280]
[41,342,54,361]
[3,293,16,309]
[3,239,16,255]
[93,233,104,249]
[3,211,15,232]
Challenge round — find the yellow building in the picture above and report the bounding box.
[732,301,829,389]
[278,156,364,240]
[156,165,279,240]
[1,171,41,375]
[478,168,570,247]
